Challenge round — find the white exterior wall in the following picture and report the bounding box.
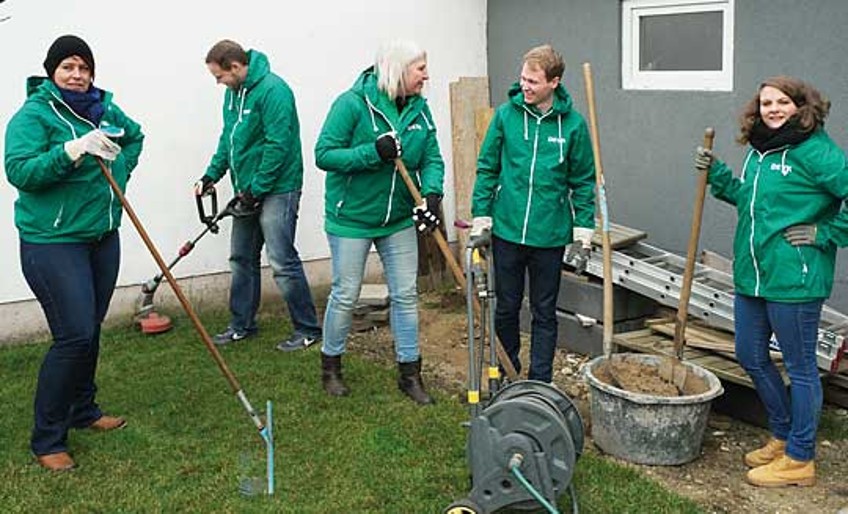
[0,1,487,336]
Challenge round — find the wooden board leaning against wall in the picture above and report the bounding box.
[450,77,493,261]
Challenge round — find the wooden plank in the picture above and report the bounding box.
[450,77,490,255]
[647,320,785,361]
[592,222,648,250]
[475,107,494,156]
[701,249,733,274]
[613,328,792,389]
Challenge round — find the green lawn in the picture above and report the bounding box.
[0,309,703,513]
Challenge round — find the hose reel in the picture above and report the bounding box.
[447,237,584,514]
[447,380,583,514]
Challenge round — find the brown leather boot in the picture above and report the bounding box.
[87,415,127,431]
[321,353,349,397]
[746,454,815,487]
[398,359,434,405]
[744,437,786,467]
[36,452,76,471]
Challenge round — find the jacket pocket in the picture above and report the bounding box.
[334,177,352,217]
[795,246,809,287]
[52,202,66,229]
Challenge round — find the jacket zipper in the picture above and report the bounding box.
[365,96,400,227]
[53,203,65,228]
[519,106,553,244]
[229,88,246,186]
[795,247,809,285]
[747,146,790,296]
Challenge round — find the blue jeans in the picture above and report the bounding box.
[734,294,823,461]
[493,236,565,382]
[228,191,320,338]
[21,231,120,456]
[322,227,420,363]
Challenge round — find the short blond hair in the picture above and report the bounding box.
[375,39,427,100]
[523,44,564,81]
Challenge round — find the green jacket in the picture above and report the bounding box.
[314,67,444,238]
[204,50,303,197]
[708,129,848,302]
[5,77,144,243]
[472,82,595,248]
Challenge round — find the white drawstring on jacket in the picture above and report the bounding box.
[523,111,528,141]
[557,115,564,163]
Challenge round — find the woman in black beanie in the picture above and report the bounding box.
[4,35,145,471]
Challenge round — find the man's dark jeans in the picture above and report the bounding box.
[493,236,565,382]
[21,231,120,455]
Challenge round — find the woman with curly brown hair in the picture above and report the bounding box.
[696,76,848,487]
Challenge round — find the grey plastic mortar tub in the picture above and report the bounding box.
[585,353,724,465]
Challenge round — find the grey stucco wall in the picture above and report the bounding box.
[488,0,848,310]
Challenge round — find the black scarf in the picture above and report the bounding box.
[748,117,812,152]
[395,95,408,113]
[58,85,105,125]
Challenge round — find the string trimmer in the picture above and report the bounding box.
[96,155,274,495]
[135,188,238,334]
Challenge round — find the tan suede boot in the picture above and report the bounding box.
[35,451,76,471]
[744,437,786,467]
[746,454,815,487]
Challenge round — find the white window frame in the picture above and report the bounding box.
[622,0,734,91]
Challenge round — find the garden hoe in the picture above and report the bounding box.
[95,156,274,496]
[134,189,239,335]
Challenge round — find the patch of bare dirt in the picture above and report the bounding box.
[347,290,848,514]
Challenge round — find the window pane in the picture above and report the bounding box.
[639,11,723,71]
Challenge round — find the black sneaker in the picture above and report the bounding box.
[213,327,256,346]
[275,333,319,352]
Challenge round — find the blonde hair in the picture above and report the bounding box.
[523,44,565,81]
[375,39,427,100]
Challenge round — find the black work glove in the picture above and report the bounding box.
[565,243,592,275]
[375,131,402,162]
[194,176,215,196]
[784,224,817,246]
[412,194,441,233]
[232,190,262,218]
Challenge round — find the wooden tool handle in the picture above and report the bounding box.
[582,62,615,357]
[674,128,716,358]
[393,158,518,380]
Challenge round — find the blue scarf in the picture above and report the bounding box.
[58,85,105,125]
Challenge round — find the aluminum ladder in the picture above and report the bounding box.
[577,240,848,373]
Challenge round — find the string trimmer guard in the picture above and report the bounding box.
[137,311,173,334]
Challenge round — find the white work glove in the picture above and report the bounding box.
[784,224,817,246]
[565,227,594,275]
[470,216,493,238]
[694,146,713,172]
[64,129,122,162]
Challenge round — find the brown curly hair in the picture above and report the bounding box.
[737,76,830,144]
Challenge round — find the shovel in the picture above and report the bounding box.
[663,127,716,393]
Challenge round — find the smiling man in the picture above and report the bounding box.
[197,39,321,351]
[471,44,596,383]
